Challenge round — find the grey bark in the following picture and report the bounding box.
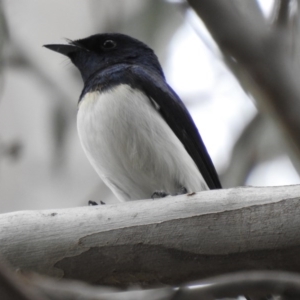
[1,185,300,286]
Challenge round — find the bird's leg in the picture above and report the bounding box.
[176,186,188,195]
[88,200,98,206]
[88,200,106,206]
[151,186,188,199]
[151,190,169,199]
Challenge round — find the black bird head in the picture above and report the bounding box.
[44,33,164,82]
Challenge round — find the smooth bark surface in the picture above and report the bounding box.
[1,185,300,286]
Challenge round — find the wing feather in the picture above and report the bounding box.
[129,65,222,189]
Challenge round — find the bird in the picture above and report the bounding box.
[44,33,221,202]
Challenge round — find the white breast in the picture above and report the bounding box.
[77,84,207,201]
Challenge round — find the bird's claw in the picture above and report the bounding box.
[151,190,169,199]
[88,200,106,206]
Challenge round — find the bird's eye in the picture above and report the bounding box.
[102,40,116,49]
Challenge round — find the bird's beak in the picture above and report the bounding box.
[43,44,80,56]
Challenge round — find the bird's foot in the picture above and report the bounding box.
[88,200,106,206]
[151,187,188,199]
[176,186,188,195]
[88,200,98,206]
[151,190,169,199]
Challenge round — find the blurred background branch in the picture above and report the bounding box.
[3,261,300,300]
[187,0,300,173]
[0,257,46,300]
[173,271,300,300]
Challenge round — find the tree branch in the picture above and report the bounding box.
[187,0,300,159]
[1,185,300,286]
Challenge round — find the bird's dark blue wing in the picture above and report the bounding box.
[81,64,222,189]
[128,65,221,190]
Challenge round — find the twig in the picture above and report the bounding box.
[172,271,300,300]
[272,0,292,27]
[0,257,47,300]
